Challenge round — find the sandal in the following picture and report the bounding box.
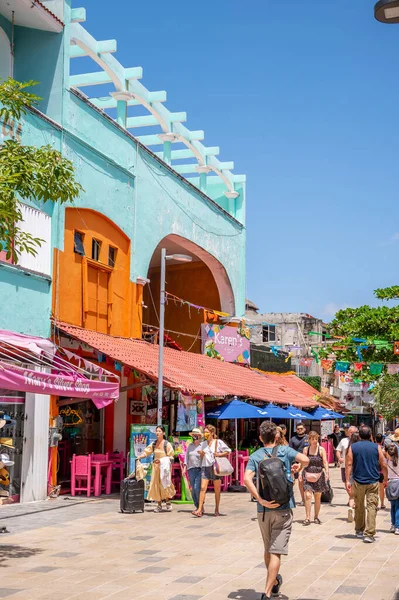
[192,510,203,518]
[303,519,311,526]
[314,518,321,525]
[214,511,221,517]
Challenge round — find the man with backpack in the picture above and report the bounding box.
[244,421,309,600]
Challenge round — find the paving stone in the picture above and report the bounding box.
[139,556,166,563]
[203,533,223,537]
[136,549,160,555]
[329,546,353,551]
[335,586,367,594]
[0,590,23,598]
[137,566,169,574]
[175,576,204,584]
[85,530,106,535]
[52,551,80,557]
[130,535,154,540]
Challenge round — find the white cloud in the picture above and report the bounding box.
[321,302,349,321]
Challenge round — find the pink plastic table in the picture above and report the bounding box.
[92,459,113,496]
[239,456,249,485]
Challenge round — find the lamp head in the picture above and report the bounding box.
[375,0,399,23]
[165,253,192,263]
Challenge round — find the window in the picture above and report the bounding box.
[74,231,85,256]
[0,204,51,276]
[108,246,117,267]
[91,238,102,261]
[262,324,276,343]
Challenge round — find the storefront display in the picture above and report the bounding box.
[130,425,157,499]
[169,435,193,504]
[0,389,25,503]
[176,392,204,432]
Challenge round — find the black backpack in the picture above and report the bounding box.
[258,446,293,511]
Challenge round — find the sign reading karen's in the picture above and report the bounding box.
[201,324,250,364]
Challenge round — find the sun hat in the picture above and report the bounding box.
[0,454,14,467]
[390,428,399,442]
[189,428,203,437]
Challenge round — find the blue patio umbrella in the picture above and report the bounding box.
[207,399,287,483]
[252,404,290,419]
[207,398,268,420]
[310,407,342,420]
[325,410,344,419]
[284,406,312,420]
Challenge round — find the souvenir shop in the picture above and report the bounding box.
[0,329,120,503]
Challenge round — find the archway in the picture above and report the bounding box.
[143,235,235,353]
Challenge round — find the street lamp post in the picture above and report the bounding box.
[157,248,192,426]
[375,0,399,23]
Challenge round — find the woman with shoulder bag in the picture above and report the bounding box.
[302,431,329,525]
[385,444,399,534]
[136,425,175,513]
[192,424,231,518]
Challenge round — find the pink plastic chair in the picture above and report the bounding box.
[70,454,94,497]
[91,453,109,461]
[109,452,125,487]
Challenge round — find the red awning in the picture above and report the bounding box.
[55,322,316,408]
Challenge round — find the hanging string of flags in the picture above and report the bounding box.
[164,292,230,319]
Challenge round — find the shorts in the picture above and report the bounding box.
[341,468,346,484]
[201,466,222,481]
[257,509,293,556]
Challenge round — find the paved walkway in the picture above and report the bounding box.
[0,469,398,600]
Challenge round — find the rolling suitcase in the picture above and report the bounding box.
[120,460,145,514]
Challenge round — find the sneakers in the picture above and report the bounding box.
[363,536,374,544]
[395,529,399,535]
[390,525,395,533]
[348,508,354,523]
[154,505,162,513]
[165,502,172,512]
[272,574,283,595]
[355,531,364,539]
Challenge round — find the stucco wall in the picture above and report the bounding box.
[62,91,246,317]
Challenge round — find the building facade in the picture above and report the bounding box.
[0,0,246,501]
[245,302,323,377]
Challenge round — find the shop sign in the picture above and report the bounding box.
[0,361,120,403]
[320,420,334,437]
[201,324,251,364]
[129,400,146,416]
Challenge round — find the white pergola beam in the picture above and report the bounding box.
[126,111,186,129]
[173,164,204,175]
[70,39,117,58]
[71,7,86,22]
[69,66,142,88]
[90,91,166,110]
[137,130,204,146]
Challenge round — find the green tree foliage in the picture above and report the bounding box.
[0,78,83,263]
[373,375,399,420]
[299,376,321,392]
[324,289,399,384]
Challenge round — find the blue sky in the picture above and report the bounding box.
[72,0,399,321]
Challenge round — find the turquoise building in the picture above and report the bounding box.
[0,0,246,344]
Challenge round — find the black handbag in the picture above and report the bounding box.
[321,480,334,504]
